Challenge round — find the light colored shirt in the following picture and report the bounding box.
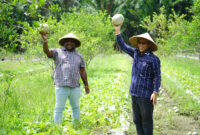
[50,48,85,87]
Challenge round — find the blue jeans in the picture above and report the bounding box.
[54,86,81,125]
[131,96,154,135]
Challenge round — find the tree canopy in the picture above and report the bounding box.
[0,0,199,57]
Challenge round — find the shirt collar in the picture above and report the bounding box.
[137,49,152,56]
[61,47,75,52]
[144,49,152,55]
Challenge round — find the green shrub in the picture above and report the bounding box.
[21,8,114,66]
[140,4,200,57]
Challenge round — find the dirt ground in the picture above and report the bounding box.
[126,87,200,135]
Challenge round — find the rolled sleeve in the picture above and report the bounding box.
[50,48,58,58]
[80,55,85,68]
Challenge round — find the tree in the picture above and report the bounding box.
[140,0,199,57]
[0,0,73,52]
[20,9,114,66]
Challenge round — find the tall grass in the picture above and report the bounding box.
[161,57,200,121]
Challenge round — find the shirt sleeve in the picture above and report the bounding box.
[152,56,161,93]
[49,48,58,59]
[116,34,136,58]
[80,55,85,68]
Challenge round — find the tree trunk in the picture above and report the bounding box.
[113,42,120,51]
[100,1,104,12]
[106,0,114,14]
[62,0,74,9]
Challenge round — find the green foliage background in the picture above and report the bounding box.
[140,0,200,56]
[0,55,132,134]
[20,8,114,65]
[0,0,198,58]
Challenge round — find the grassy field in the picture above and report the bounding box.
[0,54,133,134]
[0,59,49,75]
[0,54,199,134]
[161,57,200,121]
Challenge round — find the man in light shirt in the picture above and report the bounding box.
[40,32,90,125]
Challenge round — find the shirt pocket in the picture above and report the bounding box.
[59,57,69,78]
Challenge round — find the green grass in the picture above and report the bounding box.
[161,57,200,96]
[0,59,49,75]
[0,71,55,134]
[0,54,133,134]
[1,54,199,134]
[0,50,51,75]
[162,57,200,76]
[161,57,200,121]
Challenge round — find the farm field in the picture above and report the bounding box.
[0,54,132,134]
[0,54,199,135]
[1,0,200,134]
[161,57,200,119]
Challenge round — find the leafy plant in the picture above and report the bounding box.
[140,4,199,57]
[0,54,132,134]
[21,8,114,66]
[161,57,200,119]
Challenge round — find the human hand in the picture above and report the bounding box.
[85,86,90,94]
[150,92,157,106]
[40,32,48,41]
[112,22,123,34]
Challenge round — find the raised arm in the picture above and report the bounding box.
[40,32,53,58]
[113,23,136,57]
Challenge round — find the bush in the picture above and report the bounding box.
[21,8,114,66]
[140,4,200,57]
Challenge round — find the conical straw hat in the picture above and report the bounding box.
[58,33,81,48]
[129,33,157,51]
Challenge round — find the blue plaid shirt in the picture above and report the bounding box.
[117,34,161,98]
[50,48,85,87]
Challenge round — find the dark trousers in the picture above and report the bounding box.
[131,96,154,135]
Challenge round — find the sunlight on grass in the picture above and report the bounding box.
[0,54,133,134]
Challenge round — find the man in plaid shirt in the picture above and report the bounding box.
[41,32,90,125]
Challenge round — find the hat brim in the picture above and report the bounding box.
[59,38,81,48]
[129,36,158,52]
